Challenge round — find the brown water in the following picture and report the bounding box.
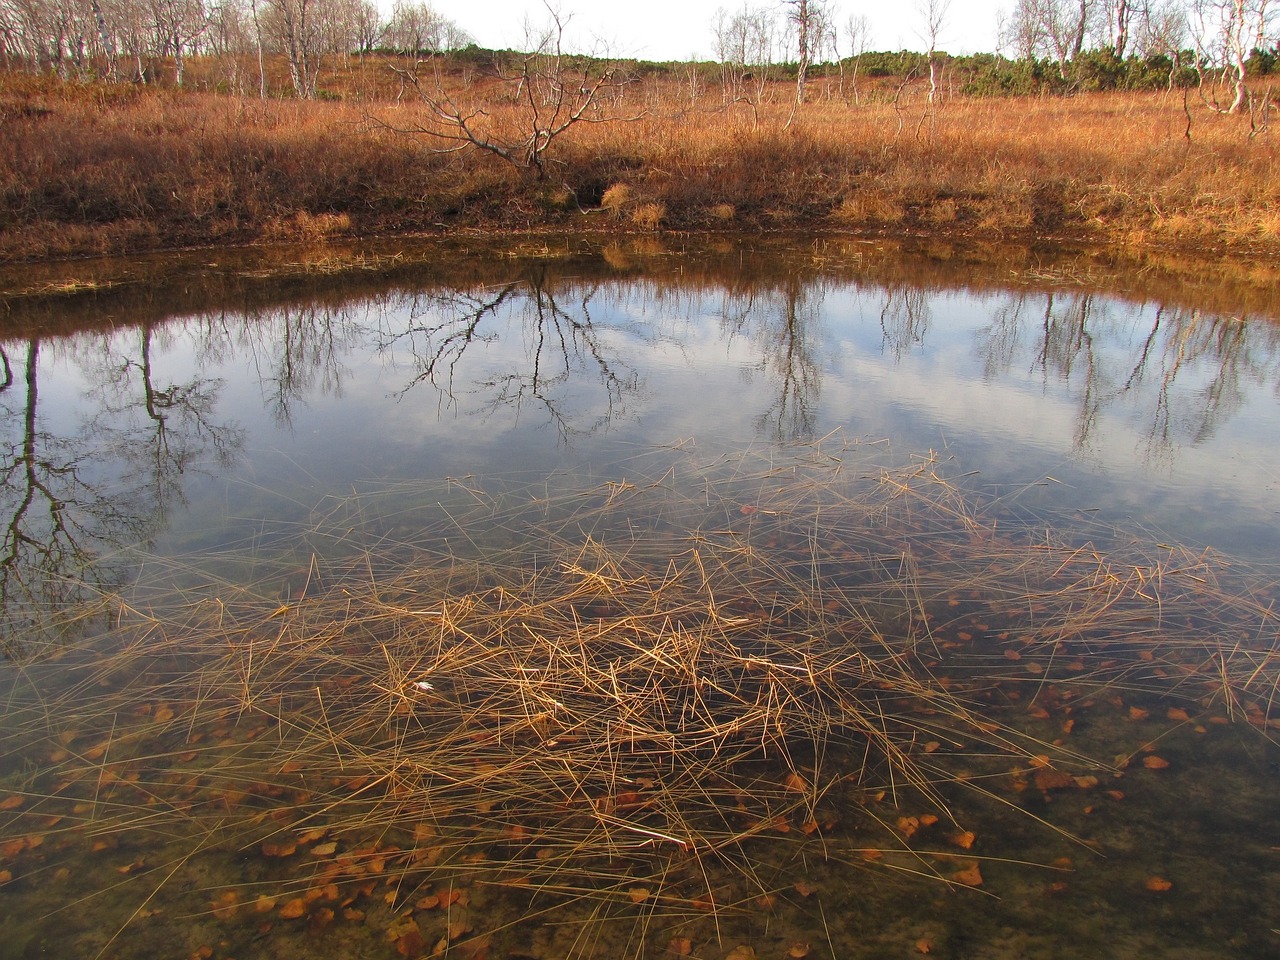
[0,236,1277,959]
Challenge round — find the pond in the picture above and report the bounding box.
[0,236,1277,960]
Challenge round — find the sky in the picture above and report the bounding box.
[421,0,1008,62]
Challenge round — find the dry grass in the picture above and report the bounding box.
[0,440,1275,954]
[0,63,1277,263]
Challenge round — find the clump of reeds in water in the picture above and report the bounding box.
[0,441,1275,956]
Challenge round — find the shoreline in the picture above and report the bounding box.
[3,73,1278,271]
[3,231,1278,342]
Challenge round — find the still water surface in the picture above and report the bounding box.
[0,237,1277,959]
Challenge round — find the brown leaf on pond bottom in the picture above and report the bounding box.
[951,863,983,886]
[396,930,427,958]
[1145,876,1173,892]
[210,891,240,920]
[950,830,976,850]
[1033,767,1076,791]
[667,935,692,956]
[447,906,471,939]
[784,771,808,793]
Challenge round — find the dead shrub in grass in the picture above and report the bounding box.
[835,192,905,225]
[600,183,634,216]
[267,211,352,242]
[925,198,958,224]
[632,201,666,230]
[972,196,1035,235]
[708,203,736,221]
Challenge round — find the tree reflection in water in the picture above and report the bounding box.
[4,241,1280,657]
[717,275,824,440]
[374,263,644,444]
[0,326,244,659]
[973,287,1278,460]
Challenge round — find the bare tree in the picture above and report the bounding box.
[149,0,207,84]
[711,4,778,121]
[1000,0,1101,78]
[384,0,465,55]
[785,0,828,104]
[999,0,1048,60]
[842,12,870,104]
[1134,0,1187,58]
[1102,0,1133,54]
[266,0,319,97]
[917,0,951,101]
[1188,0,1276,113]
[382,6,637,181]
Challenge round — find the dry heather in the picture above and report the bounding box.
[0,64,1277,262]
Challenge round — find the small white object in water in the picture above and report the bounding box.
[413,680,435,692]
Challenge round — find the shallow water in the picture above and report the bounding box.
[0,236,1277,959]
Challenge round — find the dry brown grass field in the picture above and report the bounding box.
[0,56,1277,263]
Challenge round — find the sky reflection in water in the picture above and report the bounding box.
[7,239,1276,578]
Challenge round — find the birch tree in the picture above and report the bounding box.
[712,4,777,117]
[917,0,951,101]
[784,0,828,104]
[1189,0,1276,112]
[267,0,318,97]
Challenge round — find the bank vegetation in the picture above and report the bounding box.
[0,52,1277,264]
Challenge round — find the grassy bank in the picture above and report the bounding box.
[1,62,1277,263]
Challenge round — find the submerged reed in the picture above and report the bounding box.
[0,441,1275,957]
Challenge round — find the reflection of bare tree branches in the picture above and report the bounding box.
[388,283,520,401]
[975,292,1028,380]
[719,278,823,441]
[880,286,931,360]
[1036,293,1101,450]
[84,324,245,517]
[0,340,137,658]
[249,304,357,428]
[975,290,1280,459]
[0,330,245,660]
[375,266,642,445]
[1158,311,1251,447]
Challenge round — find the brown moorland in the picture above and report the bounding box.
[1,55,1277,264]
